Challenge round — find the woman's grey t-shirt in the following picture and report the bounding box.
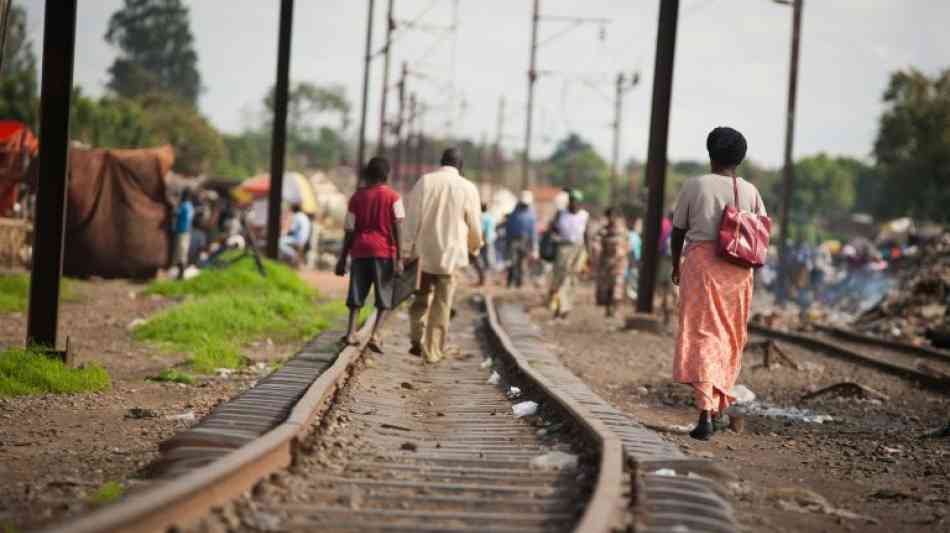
[672,174,767,244]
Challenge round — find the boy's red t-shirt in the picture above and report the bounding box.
[346,184,404,259]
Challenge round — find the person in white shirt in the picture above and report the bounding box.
[279,204,311,265]
[403,148,483,363]
[547,189,589,320]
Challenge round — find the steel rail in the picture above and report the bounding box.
[751,323,950,393]
[484,295,626,532]
[40,317,377,533]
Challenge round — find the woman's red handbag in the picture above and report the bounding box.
[718,177,771,268]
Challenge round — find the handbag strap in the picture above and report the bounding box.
[732,176,740,209]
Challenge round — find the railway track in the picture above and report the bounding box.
[750,322,950,392]
[45,295,741,533]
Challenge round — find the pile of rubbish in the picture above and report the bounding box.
[853,233,950,348]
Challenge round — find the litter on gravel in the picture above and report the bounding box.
[512,401,538,417]
[530,451,577,470]
[487,371,501,385]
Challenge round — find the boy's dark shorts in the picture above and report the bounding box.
[347,258,395,310]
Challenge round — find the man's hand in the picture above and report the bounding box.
[671,265,680,286]
[335,258,347,277]
[394,258,404,275]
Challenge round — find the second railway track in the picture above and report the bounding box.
[751,322,950,392]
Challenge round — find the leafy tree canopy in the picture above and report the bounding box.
[0,5,38,128]
[546,132,611,206]
[871,68,950,222]
[105,0,202,105]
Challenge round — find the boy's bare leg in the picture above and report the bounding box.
[370,310,389,341]
[344,308,360,344]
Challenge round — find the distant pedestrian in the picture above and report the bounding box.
[595,207,629,318]
[173,189,195,280]
[404,148,482,364]
[468,203,495,287]
[480,203,496,279]
[505,191,537,289]
[547,189,589,320]
[625,217,643,300]
[280,203,311,266]
[670,126,767,440]
[335,157,404,353]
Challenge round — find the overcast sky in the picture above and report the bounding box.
[19,0,950,167]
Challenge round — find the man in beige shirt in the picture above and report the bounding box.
[404,148,483,363]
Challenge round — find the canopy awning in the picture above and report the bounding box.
[237,172,317,214]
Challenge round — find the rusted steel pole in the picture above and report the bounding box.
[356,0,376,173]
[26,0,78,352]
[377,0,394,156]
[610,73,624,201]
[636,0,679,314]
[521,0,539,192]
[393,62,407,189]
[777,0,803,304]
[266,0,294,260]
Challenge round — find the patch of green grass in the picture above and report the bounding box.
[135,256,346,373]
[143,253,314,300]
[146,368,196,385]
[0,346,111,398]
[89,481,124,505]
[3,523,19,533]
[0,274,77,314]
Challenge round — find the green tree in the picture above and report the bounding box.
[546,133,610,206]
[105,0,202,105]
[262,81,352,170]
[872,68,950,222]
[140,93,224,175]
[0,4,38,127]
[70,89,156,148]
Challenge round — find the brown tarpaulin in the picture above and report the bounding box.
[64,145,175,279]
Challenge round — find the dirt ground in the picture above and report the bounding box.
[495,281,950,533]
[0,271,335,531]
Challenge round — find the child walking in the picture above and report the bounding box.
[335,157,404,353]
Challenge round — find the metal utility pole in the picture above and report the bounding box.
[637,0,679,314]
[266,0,294,260]
[377,0,395,155]
[356,0,376,173]
[410,93,421,181]
[494,96,506,188]
[611,72,639,200]
[522,0,540,192]
[394,61,408,189]
[26,0,77,353]
[777,0,803,304]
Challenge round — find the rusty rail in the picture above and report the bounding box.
[41,320,376,533]
[484,295,626,531]
[751,323,950,392]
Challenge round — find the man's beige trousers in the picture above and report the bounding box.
[409,272,456,363]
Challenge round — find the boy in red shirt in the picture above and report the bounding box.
[335,157,404,352]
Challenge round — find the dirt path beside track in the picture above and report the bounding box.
[0,274,324,531]
[517,285,949,533]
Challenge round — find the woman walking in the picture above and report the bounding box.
[671,127,767,440]
[595,207,629,318]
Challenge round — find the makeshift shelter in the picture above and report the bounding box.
[63,145,175,278]
[0,121,38,215]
